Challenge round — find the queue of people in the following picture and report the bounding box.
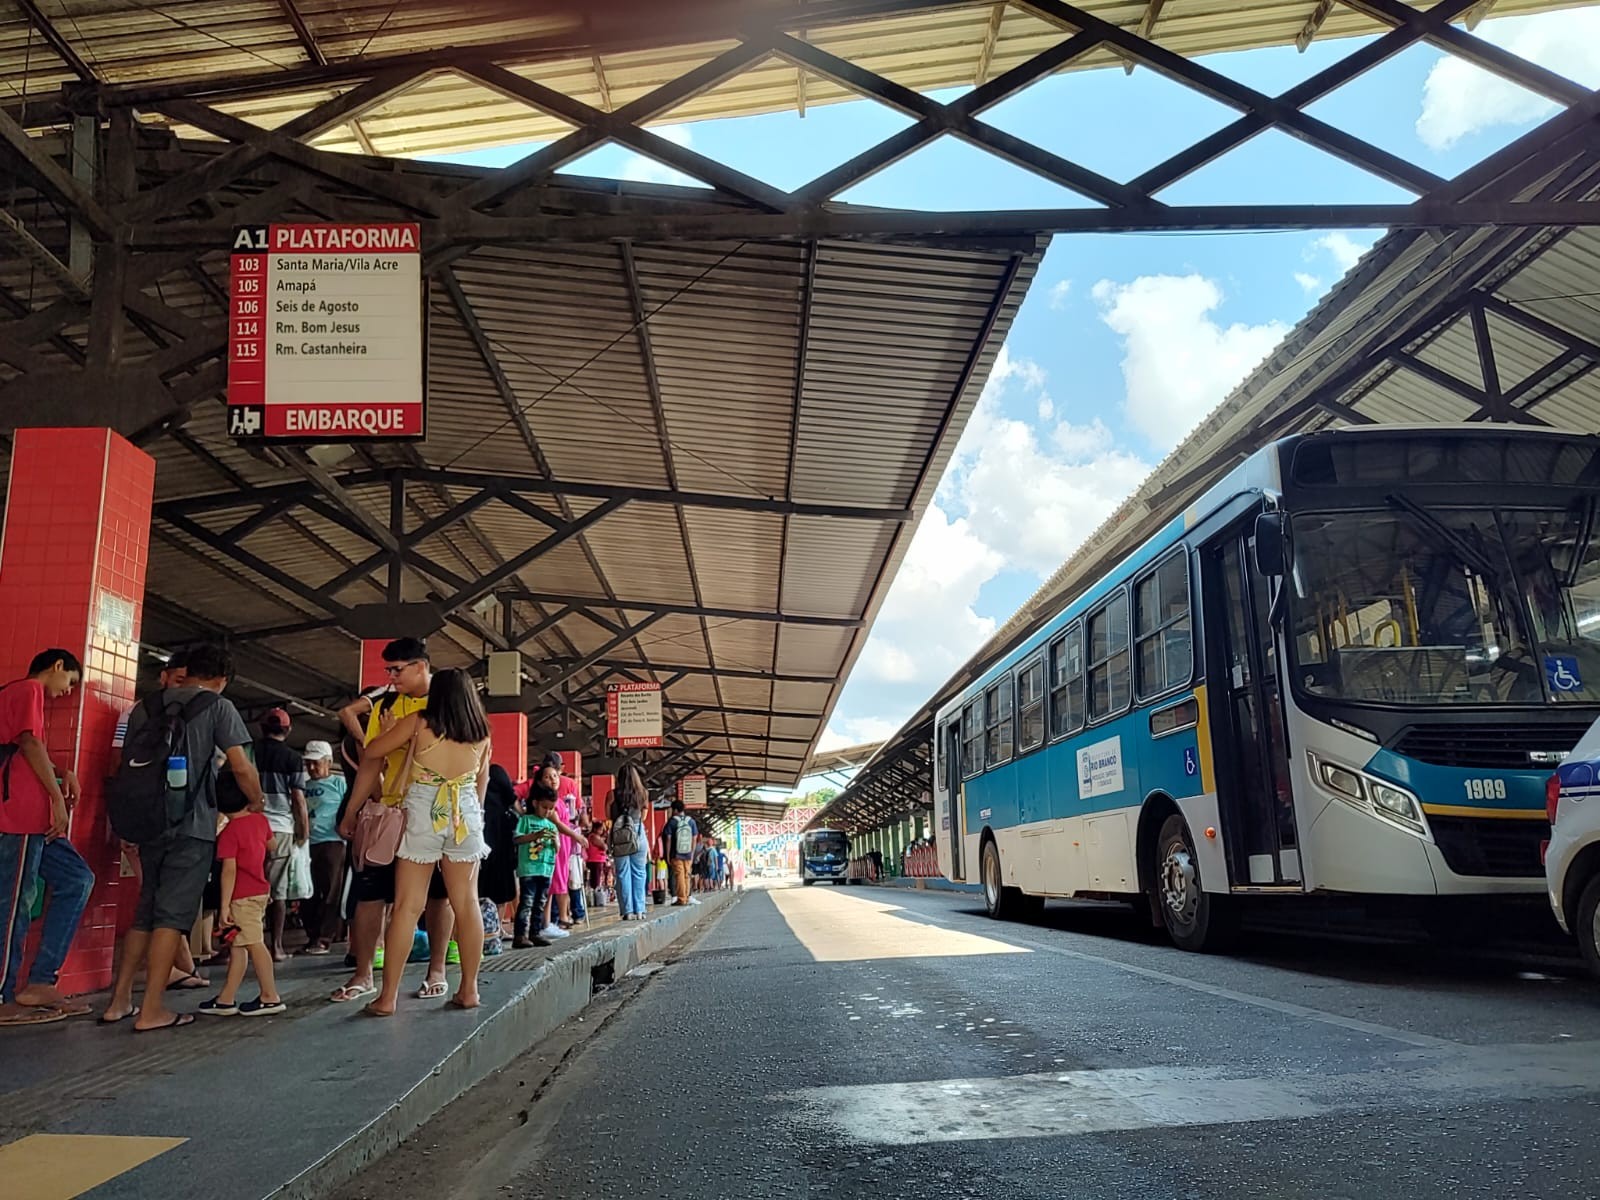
[0,634,736,1032]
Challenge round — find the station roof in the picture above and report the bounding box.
[3,0,1578,148]
[812,98,1600,830]
[0,137,1039,794]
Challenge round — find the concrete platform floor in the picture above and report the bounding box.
[0,894,736,1200]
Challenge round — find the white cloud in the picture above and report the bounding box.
[1092,274,1287,452]
[856,502,1002,690]
[1048,279,1072,309]
[817,716,902,752]
[619,123,702,186]
[1416,10,1600,151]
[939,357,1152,579]
[1295,272,1323,294]
[1311,232,1373,275]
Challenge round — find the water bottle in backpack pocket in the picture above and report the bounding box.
[109,691,220,844]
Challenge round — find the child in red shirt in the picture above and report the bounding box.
[198,789,285,1017]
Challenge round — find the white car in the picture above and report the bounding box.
[1545,719,1600,976]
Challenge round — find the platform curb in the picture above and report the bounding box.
[271,893,737,1200]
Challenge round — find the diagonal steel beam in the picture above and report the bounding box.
[531,613,668,702]
[510,591,865,628]
[439,496,628,615]
[0,108,113,239]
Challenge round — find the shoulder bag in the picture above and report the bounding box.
[351,726,420,869]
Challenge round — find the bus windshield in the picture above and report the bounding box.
[1288,499,1600,705]
[802,832,848,860]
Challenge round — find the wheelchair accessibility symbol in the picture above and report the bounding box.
[1546,655,1583,694]
[1183,747,1198,777]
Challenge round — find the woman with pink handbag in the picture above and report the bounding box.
[340,669,492,1016]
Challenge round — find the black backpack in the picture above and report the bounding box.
[108,691,220,844]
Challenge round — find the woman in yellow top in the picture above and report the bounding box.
[349,668,492,1015]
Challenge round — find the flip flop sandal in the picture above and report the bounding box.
[40,1001,93,1018]
[329,984,377,1004]
[415,980,448,1000]
[169,972,209,991]
[134,1013,196,1033]
[0,1007,71,1027]
[98,1005,141,1026]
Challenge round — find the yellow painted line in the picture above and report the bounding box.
[1420,804,1548,820]
[770,886,1028,963]
[1193,684,1217,795]
[0,1134,186,1199]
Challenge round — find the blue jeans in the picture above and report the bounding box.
[616,850,649,916]
[0,834,92,1002]
[569,883,586,922]
[514,874,551,942]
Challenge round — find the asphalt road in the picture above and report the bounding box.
[339,882,1600,1200]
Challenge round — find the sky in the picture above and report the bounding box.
[435,7,1600,779]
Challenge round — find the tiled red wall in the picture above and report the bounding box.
[0,428,154,996]
[359,639,389,691]
[590,774,614,821]
[486,712,527,783]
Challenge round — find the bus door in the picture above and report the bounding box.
[1201,527,1301,887]
[942,720,965,879]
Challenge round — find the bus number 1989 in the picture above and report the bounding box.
[1463,778,1508,801]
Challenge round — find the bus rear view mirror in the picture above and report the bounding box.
[1254,512,1287,576]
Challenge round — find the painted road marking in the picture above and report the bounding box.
[791,1042,1600,1145]
[0,1134,186,1199]
[886,897,1452,1049]
[771,887,1029,963]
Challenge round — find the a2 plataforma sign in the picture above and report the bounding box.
[227,223,424,440]
[606,681,664,749]
[677,775,708,809]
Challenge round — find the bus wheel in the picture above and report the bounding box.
[981,839,1031,920]
[1155,814,1235,952]
[803,879,815,886]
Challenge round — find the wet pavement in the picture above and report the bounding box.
[343,881,1600,1200]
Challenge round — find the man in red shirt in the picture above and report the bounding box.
[0,649,93,1027]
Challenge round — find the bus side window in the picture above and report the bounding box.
[962,700,984,778]
[1088,591,1132,719]
[1017,659,1046,753]
[936,722,948,790]
[985,678,1014,765]
[1049,624,1085,739]
[1136,552,1193,700]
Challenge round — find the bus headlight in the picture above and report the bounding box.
[1308,753,1425,834]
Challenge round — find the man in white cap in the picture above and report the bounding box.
[299,739,347,956]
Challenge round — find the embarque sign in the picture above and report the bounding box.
[227,223,424,440]
[606,681,664,749]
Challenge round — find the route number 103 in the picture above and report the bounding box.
[1464,778,1508,801]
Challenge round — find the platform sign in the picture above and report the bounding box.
[606,681,663,749]
[227,222,424,441]
[677,774,708,809]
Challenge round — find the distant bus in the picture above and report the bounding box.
[934,426,1600,950]
[799,828,851,885]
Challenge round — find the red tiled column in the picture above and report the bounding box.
[590,774,614,820]
[358,639,389,691]
[0,428,154,996]
[486,712,526,782]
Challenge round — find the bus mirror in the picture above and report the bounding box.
[1254,512,1287,576]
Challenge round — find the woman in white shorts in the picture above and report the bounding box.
[356,668,491,1016]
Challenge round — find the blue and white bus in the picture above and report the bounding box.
[799,828,851,885]
[934,426,1600,950]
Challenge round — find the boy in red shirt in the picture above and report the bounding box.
[198,787,285,1016]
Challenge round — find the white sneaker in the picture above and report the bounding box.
[689,897,702,906]
[540,925,570,939]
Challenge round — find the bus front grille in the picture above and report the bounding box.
[1394,720,1593,769]
[1427,815,1549,878]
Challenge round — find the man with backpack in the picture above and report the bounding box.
[660,799,698,907]
[0,649,94,1027]
[102,644,262,1033]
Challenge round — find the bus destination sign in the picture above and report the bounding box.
[227,223,424,441]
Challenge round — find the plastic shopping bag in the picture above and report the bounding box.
[287,839,314,901]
